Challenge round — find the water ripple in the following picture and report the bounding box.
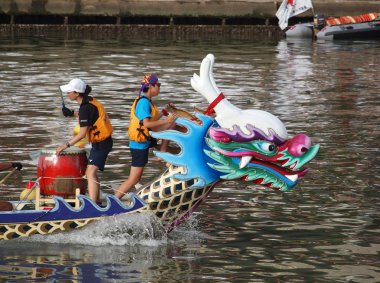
[0,36,379,282]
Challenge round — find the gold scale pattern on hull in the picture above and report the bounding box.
[0,219,94,240]
[137,165,216,230]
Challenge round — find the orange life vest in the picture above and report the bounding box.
[128,96,159,142]
[86,98,113,143]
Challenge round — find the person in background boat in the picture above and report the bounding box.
[0,162,22,172]
[56,78,113,203]
[115,74,177,199]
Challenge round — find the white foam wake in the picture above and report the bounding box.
[27,212,168,246]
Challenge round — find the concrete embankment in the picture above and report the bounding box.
[0,0,379,17]
[0,0,379,39]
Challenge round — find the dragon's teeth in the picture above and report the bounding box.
[239,156,252,169]
[285,174,298,182]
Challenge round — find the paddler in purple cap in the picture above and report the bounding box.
[115,74,176,199]
[56,78,113,203]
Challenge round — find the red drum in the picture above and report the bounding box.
[37,149,88,196]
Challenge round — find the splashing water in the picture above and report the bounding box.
[26,212,168,246]
[169,212,204,241]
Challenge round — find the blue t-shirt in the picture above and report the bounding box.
[130,95,152,149]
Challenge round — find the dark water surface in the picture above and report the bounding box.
[0,35,379,282]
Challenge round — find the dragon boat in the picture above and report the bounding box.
[0,54,320,240]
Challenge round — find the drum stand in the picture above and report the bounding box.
[35,187,81,210]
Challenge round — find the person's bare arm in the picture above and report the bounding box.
[56,126,88,155]
[143,115,176,131]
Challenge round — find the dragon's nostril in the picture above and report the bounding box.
[287,134,311,156]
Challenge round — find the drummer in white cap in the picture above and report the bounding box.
[56,78,113,203]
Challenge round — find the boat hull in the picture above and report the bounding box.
[317,20,380,39]
[0,194,146,240]
[286,20,380,40]
[285,23,314,38]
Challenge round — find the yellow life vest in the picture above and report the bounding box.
[73,124,88,148]
[128,96,159,142]
[86,98,113,143]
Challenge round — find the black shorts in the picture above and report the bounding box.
[130,148,150,167]
[88,137,113,171]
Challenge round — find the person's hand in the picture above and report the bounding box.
[166,114,177,124]
[56,144,68,155]
[166,102,175,110]
[62,106,74,117]
[162,103,174,116]
[11,162,22,171]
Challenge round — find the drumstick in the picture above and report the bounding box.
[59,87,66,108]
[0,168,17,186]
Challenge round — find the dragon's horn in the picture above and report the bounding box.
[190,54,221,104]
[191,54,240,117]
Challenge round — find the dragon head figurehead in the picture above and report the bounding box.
[191,54,320,191]
[153,54,319,192]
[205,125,319,191]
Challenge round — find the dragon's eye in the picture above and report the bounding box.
[258,142,277,152]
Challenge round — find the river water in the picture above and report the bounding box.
[0,34,379,282]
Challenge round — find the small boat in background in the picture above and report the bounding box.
[286,12,380,40]
[285,22,313,38]
[276,0,380,40]
[316,13,380,40]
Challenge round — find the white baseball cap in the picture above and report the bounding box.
[60,78,86,93]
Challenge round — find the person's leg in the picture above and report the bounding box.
[115,147,148,199]
[86,164,100,202]
[159,140,170,152]
[86,137,113,202]
[153,122,176,152]
[115,166,144,199]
